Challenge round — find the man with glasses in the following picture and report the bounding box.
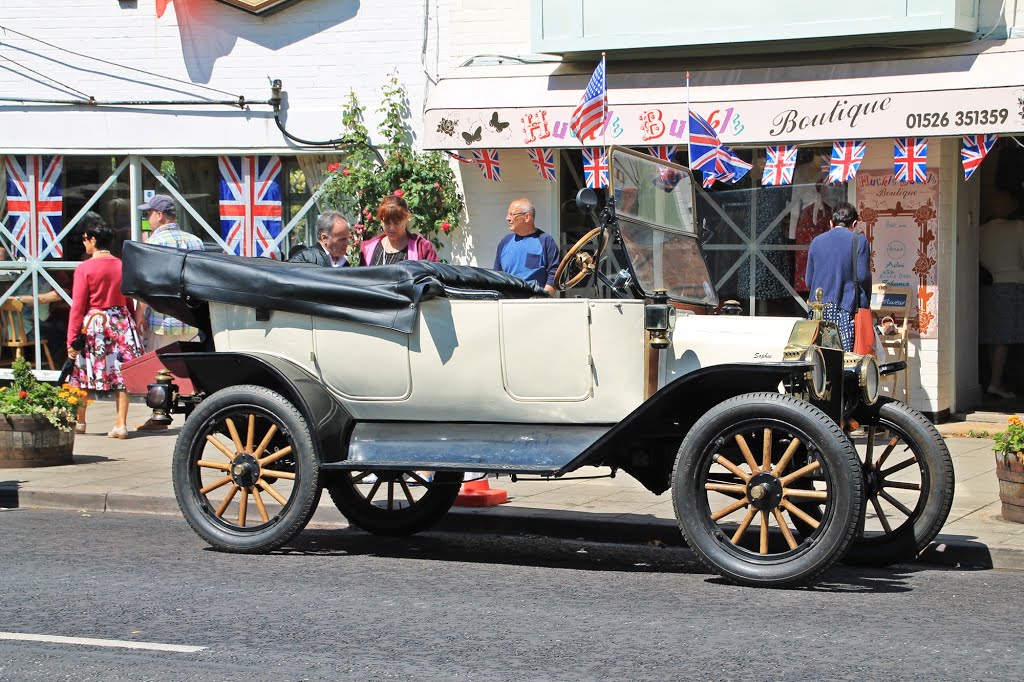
[133,194,204,430]
[493,198,559,295]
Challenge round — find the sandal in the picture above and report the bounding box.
[107,426,128,440]
[75,422,87,434]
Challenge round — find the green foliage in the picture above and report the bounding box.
[966,429,990,439]
[0,357,87,430]
[318,75,464,257]
[993,415,1024,461]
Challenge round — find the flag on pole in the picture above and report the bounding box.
[219,156,284,258]
[827,140,866,184]
[687,111,722,174]
[647,146,677,162]
[4,155,64,259]
[582,148,609,188]
[528,148,557,182]
[961,134,996,180]
[471,149,502,181]
[894,138,928,184]
[761,145,797,186]
[569,57,607,143]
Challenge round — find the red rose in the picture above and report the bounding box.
[327,163,341,172]
[434,182,441,189]
[18,390,27,398]
[393,189,404,197]
[441,222,451,233]
[342,168,351,176]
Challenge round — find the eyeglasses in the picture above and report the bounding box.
[507,212,528,219]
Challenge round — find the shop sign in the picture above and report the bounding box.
[856,170,940,338]
[424,86,1024,150]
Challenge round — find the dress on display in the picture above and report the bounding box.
[793,199,832,292]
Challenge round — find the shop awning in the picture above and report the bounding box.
[423,39,1024,150]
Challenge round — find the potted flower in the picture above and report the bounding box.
[993,415,1024,523]
[0,356,87,468]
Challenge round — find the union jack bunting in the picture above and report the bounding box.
[570,57,607,142]
[894,138,928,184]
[471,149,501,182]
[446,151,475,165]
[702,172,717,189]
[528,148,557,182]
[218,156,283,259]
[961,134,996,180]
[687,111,722,174]
[647,146,677,162]
[717,146,751,184]
[3,155,63,259]
[827,140,866,184]
[582,147,609,189]
[761,145,797,186]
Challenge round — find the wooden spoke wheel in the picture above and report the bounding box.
[672,393,862,588]
[172,385,320,553]
[327,470,462,536]
[844,399,955,566]
[554,227,608,290]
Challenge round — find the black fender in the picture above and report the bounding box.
[160,352,352,464]
[560,362,822,493]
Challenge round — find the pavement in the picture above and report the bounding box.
[2,399,1023,571]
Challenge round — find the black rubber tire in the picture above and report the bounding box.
[844,400,955,566]
[172,385,321,553]
[672,392,862,588]
[327,470,462,536]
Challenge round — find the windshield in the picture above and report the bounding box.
[609,146,718,306]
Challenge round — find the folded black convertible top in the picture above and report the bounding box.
[121,241,545,335]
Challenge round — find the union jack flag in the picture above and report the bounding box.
[570,57,607,142]
[528,148,557,182]
[702,172,717,189]
[582,148,609,189]
[219,156,283,259]
[761,145,797,186]
[894,138,928,184]
[471,149,501,182]
[447,151,475,165]
[687,111,721,174]
[647,146,677,162]
[827,140,866,184]
[4,155,63,259]
[717,147,751,184]
[961,134,996,180]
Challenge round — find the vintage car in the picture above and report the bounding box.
[121,146,953,588]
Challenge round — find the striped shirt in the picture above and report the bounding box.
[145,224,204,335]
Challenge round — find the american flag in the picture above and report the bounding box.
[4,155,63,259]
[687,111,723,174]
[471,149,501,181]
[961,134,996,180]
[570,58,607,142]
[894,138,928,184]
[528,148,556,182]
[219,156,283,259]
[827,140,866,184]
[647,146,677,162]
[761,145,797,186]
[582,147,608,188]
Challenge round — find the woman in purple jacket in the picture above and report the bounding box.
[804,202,872,352]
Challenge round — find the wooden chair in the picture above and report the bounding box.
[0,299,56,370]
[869,283,913,403]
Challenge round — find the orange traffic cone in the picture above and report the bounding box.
[454,477,508,507]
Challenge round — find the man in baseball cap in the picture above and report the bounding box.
[136,194,176,214]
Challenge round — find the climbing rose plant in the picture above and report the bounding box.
[319,75,464,257]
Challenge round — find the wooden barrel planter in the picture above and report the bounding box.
[995,452,1024,524]
[0,414,74,468]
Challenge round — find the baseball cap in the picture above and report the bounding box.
[137,194,176,213]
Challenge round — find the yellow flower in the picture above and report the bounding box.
[58,391,68,399]
[1009,416,1022,427]
[68,396,78,405]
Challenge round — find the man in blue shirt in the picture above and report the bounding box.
[493,198,560,294]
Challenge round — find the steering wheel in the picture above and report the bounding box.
[554,227,609,290]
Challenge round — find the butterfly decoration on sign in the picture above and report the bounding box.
[461,126,483,145]
[489,111,510,133]
[436,118,457,137]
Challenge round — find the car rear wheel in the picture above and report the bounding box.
[672,392,862,588]
[845,399,955,566]
[327,470,462,536]
[172,385,321,553]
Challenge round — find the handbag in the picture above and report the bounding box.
[850,234,875,355]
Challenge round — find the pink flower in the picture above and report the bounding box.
[441,221,451,233]
[327,163,341,172]
[434,182,441,189]
[393,189,404,197]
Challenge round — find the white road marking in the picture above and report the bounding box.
[0,631,205,653]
